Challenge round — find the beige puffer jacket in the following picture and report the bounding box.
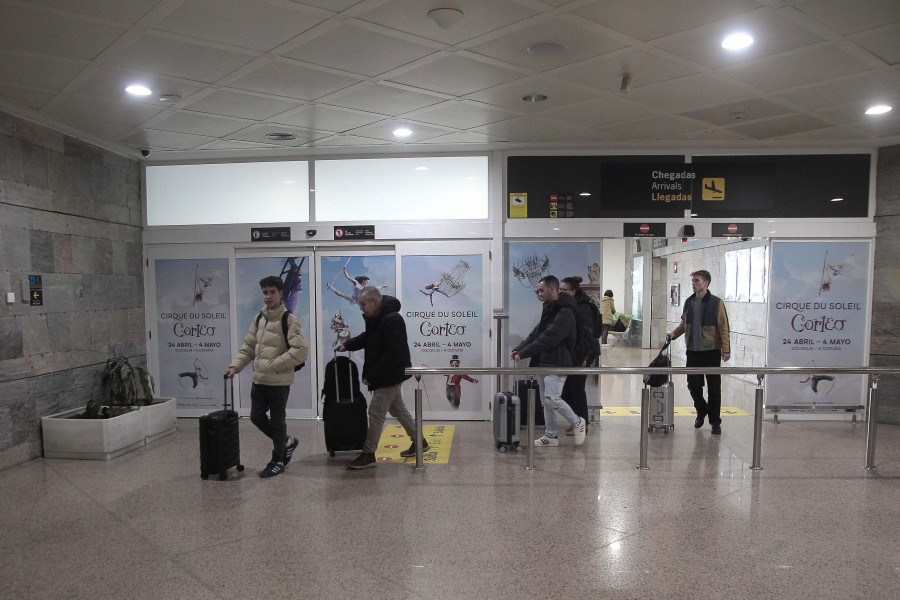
[229,303,309,386]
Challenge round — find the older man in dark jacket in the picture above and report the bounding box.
[338,286,426,469]
[511,275,587,447]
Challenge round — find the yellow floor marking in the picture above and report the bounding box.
[375,423,455,465]
[596,407,751,416]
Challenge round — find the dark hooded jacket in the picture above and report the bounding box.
[343,295,412,390]
[513,292,577,368]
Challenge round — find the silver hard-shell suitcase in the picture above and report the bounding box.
[648,381,675,434]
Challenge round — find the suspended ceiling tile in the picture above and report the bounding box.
[793,0,900,35]
[67,64,207,106]
[341,119,452,143]
[192,139,281,151]
[655,8,825,69]
[0,86,57,111]
[540,94,659,129]
[283,23,439,77]
[466,15,629,72]
[154,0,325,52]
[600,116,710,139]
[292,0,361,12]
[0,51,87,91]
[624,73,754,113]
[356,0,539,46]
[306,134,393,147]
[230,60,362,101]
[721,44,874,93]
[326,83,446,114]
[270,104,385,132]
[25,0,161,24]
[226,123,329,146]
[148,110,253,137]
[771,70,900,110]
[42,94,163,128]
[55,118,135,140]
[469,115,588,142]
[0,3,126,60]
[573,0,761,42]
[851,23,900,65]
[120,128,217,150]
[466,76,596,112]
[419,131,506,144]
[552,49,699,92]
[387,53,525,97]
[401,100,519,129]
[724,113,833,139]
[183,89,302,120]
[681,97,795,126]
[104,32,258,82]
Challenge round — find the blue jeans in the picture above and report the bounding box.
[540,374,579,438]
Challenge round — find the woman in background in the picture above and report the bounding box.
[601,289,615,346]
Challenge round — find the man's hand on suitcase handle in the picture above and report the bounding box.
[224,367,236,379]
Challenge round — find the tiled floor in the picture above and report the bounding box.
[2,347,898,599]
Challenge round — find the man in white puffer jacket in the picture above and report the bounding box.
[226,276,309,478]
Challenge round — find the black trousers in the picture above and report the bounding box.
[600,323,611,344]
[561,374,589,424]
[250,383,291,461]
[685,350,722,425]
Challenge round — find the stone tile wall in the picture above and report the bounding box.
[872,144,900,424]
[0,111,144,469]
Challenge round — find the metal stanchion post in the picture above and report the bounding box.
[525,377,536,471]
[414,380,425,472]
[638,386,649,470]
[865,376,879,471]
[750,374,764,471]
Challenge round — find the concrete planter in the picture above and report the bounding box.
[140,397,177,443]
[41,397,177,460]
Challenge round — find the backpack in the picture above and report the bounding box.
[587,299,602,339]
[256,310,305,372]
[572,298,597,366]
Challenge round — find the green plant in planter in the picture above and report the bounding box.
[85,354,155,419]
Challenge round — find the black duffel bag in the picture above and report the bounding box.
[643,340,671,388]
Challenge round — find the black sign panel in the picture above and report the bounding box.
[334,225,375,240]
[30,289,43,306]
[600,163,694,216]
[251,227,291,242]
[549,193,577,218]
[623,222,667,237]
[712,223,755,238]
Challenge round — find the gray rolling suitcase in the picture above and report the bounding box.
[493,392,522,453]
[646,341,674,434]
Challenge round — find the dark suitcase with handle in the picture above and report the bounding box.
[199,376,244,480]
[322,354,368,457]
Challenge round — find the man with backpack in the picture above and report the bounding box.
[511,275,587,447]
[225,276,309,478]
[559,276,601,433]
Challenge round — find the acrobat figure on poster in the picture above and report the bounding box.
[178,358,208,389]
[327,263,386,304]
[587,262,601,285]
[420,260,470,306]
[799,361,835,394]
[445,354,478,409]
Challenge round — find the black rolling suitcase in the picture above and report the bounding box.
[516,379,545,427]
[493,391,522,453]
[199,376,244,480]
[322,354,368,457]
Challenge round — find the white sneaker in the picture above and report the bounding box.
[573,417,586,446]
[534,435,559,447]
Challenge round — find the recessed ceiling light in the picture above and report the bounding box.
[831,197,844,202]
[125,84,152,96]
[722,33,754,50]
[265,133,297,141]
[393,127,413,138]
[579,192,591,196]
[159,94,181,103]
[521,93,548,103]
[865,104,892,115]
[526,41,567,56]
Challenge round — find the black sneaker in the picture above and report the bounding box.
[711,424,722,435]
[260,461,284,478]
[283,436,299,465]
[399,439,431,458]
[347,452,377,470]
[694,412,707,429]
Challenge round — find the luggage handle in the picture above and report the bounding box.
[223,374,235,411]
